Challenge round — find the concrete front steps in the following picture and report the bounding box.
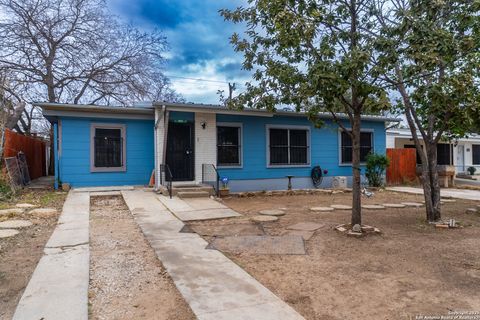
[158,184,214,199]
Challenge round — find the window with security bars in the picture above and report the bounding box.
[93,128,123,168]
[340,131,373,163]
[217,126,241,166]
[436,143,453,165]
[473,145,480,165]
[269,128,309,165]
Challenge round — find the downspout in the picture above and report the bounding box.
[153,105,169,190]
[163,106,169,165]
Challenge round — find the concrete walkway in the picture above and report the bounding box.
[158,195,241,221]
[388,186,480,201]
[13,191,89,320]
[122,190,304,320]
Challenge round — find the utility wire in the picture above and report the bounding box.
[166,74,246,87]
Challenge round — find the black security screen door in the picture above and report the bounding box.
[166,122,194,181]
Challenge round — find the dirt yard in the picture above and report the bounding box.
[0,190,67,320]
[89,196,195,320]
[189,190,480,320]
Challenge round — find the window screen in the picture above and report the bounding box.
[94,128,123,168]
[340,131,373,163]
[269,128,309,165]
[217,126,241,166]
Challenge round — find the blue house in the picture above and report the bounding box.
[38,102,397,192]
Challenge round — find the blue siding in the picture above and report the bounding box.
[216,114,386,181]
[59,117,154,187]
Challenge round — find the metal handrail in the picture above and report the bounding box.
[202,163,220,197]
[159,164,173,198]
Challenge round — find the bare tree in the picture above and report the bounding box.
[0,0,178,108]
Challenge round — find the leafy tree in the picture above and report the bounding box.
[375,0,480,222]
[221,0,391,226]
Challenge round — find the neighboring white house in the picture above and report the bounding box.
[387,128,480,174]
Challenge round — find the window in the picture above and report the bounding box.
[473,145,480,165]
[268,127,309,166]
[340,131,373,164]
[217,124,241,167]
[437,144,453,165]
[90,124,126,172]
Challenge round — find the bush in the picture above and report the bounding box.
[467,166,476,175]
[365,153,390,187]
[0,178,13,201]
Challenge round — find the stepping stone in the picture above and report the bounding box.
[208,235,305,255]
[330,204,352,210]
[284,230,315,240]
[310,207,334,212]
[0,220,33,228]
[286,222,325,232]
[259,209,285,216]
[0,208,23,216]
[189,223,265,237]
[441,199,456,203]
[16,203,37,208]
[401,202,423,208]
[362,205,385,210]
[0,229,19,238]
[251,215,279,222]
[383,203,406,208]
[29,208,58,217]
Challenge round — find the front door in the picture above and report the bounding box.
[166,122,194,181]
[457,145,465,172]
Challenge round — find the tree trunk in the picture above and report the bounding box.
[424,142,441,222]
[351,111,362,226]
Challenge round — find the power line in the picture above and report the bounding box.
[166,74,246,86]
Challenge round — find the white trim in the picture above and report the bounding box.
[216,122,243,169]
[90,123,127,172]
[338,128,374,166]
[266,124,311,168]
[43,109,153,120]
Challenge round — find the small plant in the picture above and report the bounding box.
[365,153,390,187]
[0,177,13,201]
[467,166,476,175]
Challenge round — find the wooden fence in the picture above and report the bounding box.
[3,129,47,180]
[386,148,417,185]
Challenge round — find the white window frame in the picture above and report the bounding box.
[90,123,127,172]
[266,124,311,168]
[338,128,374,166]
[216,122,243,168]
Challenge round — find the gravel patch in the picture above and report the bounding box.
[89,196,194,320]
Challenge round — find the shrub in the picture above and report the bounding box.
[365,153,390,187]
[467,166,476,175]
[0,178,13,201]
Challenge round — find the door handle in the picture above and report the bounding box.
[186,150,191,155]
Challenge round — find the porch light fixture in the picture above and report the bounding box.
[201,121,207,129]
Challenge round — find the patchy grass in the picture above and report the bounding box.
[0,189,67,210]
[0,188,67,320]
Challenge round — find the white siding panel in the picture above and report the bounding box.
[195,113,216,183]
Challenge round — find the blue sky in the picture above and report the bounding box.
[109,0,250,104]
